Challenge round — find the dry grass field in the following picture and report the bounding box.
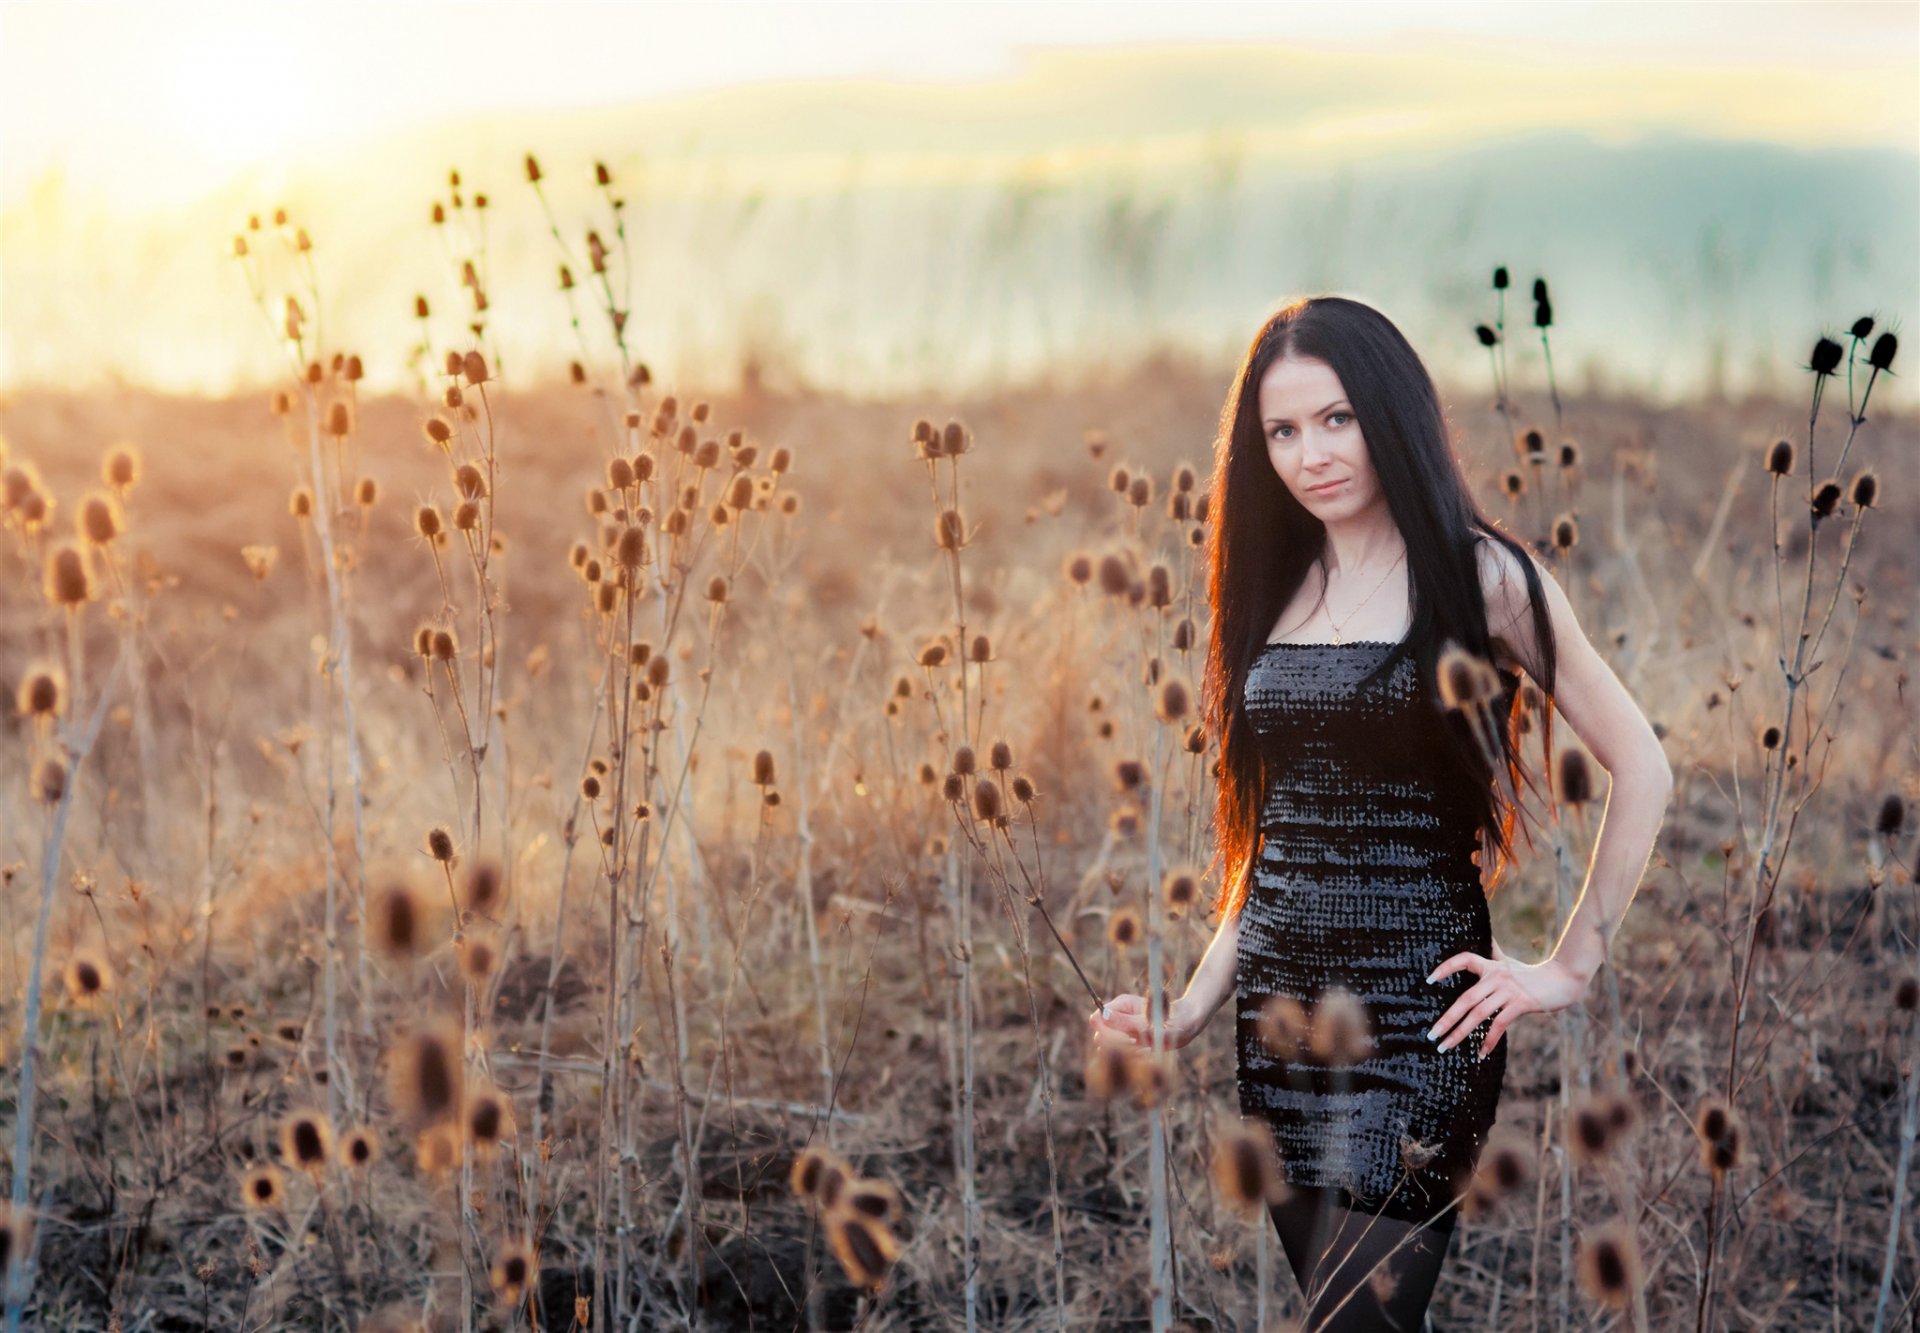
[0,191,1914,1331]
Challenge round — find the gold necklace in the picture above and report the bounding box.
[1319,549,1407,645]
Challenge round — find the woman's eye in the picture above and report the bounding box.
[1272,414,1350,440]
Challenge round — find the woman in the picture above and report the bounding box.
[1087,296,1673,1329]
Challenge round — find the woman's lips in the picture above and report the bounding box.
[1306,478,1346,494]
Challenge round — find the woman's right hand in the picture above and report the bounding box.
[1087,993,1196,1051]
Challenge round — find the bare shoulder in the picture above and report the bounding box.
[1471,534,1536,645]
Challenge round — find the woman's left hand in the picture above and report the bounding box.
[1425,948,1590,1057]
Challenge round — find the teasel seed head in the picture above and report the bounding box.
[491,1240,536,1306]
[464,858,504,916]
[463,350,489,385]
[1113,758,1145,791]
[1256,993,1310,1060]
[752,750,777,786]
[355,476,377,507]
[1065,552,1092,585]
[45,543,93,605]
[1010,774,1035,804]
[1212,1120,1287,1214]
[1575,1220,1642,1313]
[77,491,122,547]
[1309,988,1373,1065]
[1096,553,1130,596]
[615,526,649,568]
[988,739,1013,771]
[1557,749,1594,806]
[1146,563,1172,608]
[281,1109,335,1175]
[1849,470,1877,508]
[935,509,966,550]
[414,505,444,540]
[394,1023,463,1126]
[1185,724,1207,755]
[1695,1098,1741,1176]
[789,1143,852,1209]
[33,755,67,804]
[426,826,456,862]
[1084,1039,1132,1101]
[455,463,488,500]
[63,950,110,1003]
[1156,678,1191,723]
[453,501,480,532]
[432,629,457,661]
[423,416,453,447]
[971,779,1003,824]
[465,1085,512,1150]
[1127,1051,1173,1108]
[1107,907,1143,949]
[374,884,421,957]
[1552,513,1578,550]
[826,1211,900,1292]
[1895,977,1918,1012]
[705,574,728,604]
[1869,331,1897,371]
[18,663,65,719]
[324,401,352,438]
[580,773,601,800]
[1569,1095,1615,1167]
[240,1164,286,1211]
[842,1177,904,1225]
[1810,479,1841,520]
[1161,867,1200,915]
[917,639,947,668]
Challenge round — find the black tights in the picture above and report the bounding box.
[1267,1185,1455,1331]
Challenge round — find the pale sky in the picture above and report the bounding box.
[4,0,1915,210]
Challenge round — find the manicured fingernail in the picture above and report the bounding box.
[1424,973,1436,984]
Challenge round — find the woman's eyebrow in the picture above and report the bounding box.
[1263,400,1348,424]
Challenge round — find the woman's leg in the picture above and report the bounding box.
[1267,1185,1455,1331]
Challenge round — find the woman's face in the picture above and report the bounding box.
[1256,353,1381,518]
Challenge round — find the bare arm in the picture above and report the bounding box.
[1088,863,1246,1051]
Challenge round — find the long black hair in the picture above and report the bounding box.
[1202,295,1559,919]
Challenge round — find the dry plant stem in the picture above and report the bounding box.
[1872,1000,1920,1333]
[594,591,638,1327]
[927,450,982,1332]
[784,658,837,1116]
[531,648,613,1151]
[299,382,373,1100]
[5,645,129,1333]
[979,820,1069,1325]
[1145,723,1173,1332]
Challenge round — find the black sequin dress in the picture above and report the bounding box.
[1235,636,1507,1224]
